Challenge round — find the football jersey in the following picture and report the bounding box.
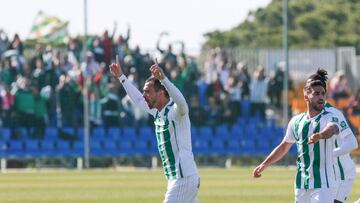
[119,75,198,180]
[284,110,340,189]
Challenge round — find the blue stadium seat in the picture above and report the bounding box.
[226,139,241,155]
[91,127,106,140]
[210,138,225,156]
[199,127,213,139]
[214,125,229,138]
[72,141,84,157]
[55,141,71,156]
[122,127,136,139]
[148,141,158,156]
[230,125,244,139]
[7,140,24,157]
[0,141,6,157]
[45,127,58,140]
[90,140,103,156]
[25,140,40,157]
[102,140,118,156]
[1,128,11,141]
[13,128,29,140]
[107,127,121,140]
[133,140,149,156]
[240,100,250,117]
[118,140,133,156]
[138,126,153,139]
[40,140,56,157]
[240,138,256,155]
[197,81,208,106]
[193,138,210,156]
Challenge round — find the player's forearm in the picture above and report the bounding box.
[318,123,339,139]
[118,75,145,107]
[333,134,358,157]
[160,77,188,115]
[261,142,291,167]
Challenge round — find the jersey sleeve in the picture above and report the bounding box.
[324,113,341,135]
[160,77,189,116]
[283,117,296,143]
[118,75,156,116]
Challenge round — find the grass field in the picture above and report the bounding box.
[0,167,359,203]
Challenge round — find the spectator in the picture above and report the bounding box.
[268,67,284,108]
[188,95,205,126]
[204,96,222,126]
[329,70,351,101]
[345,89,360,117]
[0,84,14,127]
[249,66,268,118]
[234,61,251,99]
[8,33,23,55]
[14,77,35,129]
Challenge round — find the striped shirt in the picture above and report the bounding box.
[324,103,357,180]
[284,110,340,189]
[119,75,198,180]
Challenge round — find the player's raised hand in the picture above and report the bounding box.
[109,55,123,77]
[150,58,165,80]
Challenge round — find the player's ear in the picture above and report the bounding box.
[304,94,309,102]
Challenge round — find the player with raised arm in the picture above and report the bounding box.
[109,56,200,203]
[253,72,341,203]
[307,69,358,203]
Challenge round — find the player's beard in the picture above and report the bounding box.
[311,100,324,112]
[145,98,154,109]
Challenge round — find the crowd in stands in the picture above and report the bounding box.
[1,27,359,140]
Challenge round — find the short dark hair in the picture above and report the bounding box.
[145,76,169,98]
[304,68,328,92]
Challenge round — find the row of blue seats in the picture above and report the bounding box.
[0,125,284,141]
[0,136,296,158]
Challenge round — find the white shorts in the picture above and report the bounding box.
[295,187,335,203]
[335,179,355,203]
[164,174,200,203]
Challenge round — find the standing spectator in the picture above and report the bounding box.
[32,86,51,139]
[8,33,23,55]
[189,95,205,126]
[204,96,222,126]
[101,25,117,67]
[0,85,15,127]
[14,77,35,129]
[114,25,131,64]
[249,66,268,118]
[268,67,284,108]
[225,76,242,118]
[100,82,120,128]
[329,70,351,101]
[345,89,360,117]
[0,29,9,56]
[234,61,251,99]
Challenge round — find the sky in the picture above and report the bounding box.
[0,0,271,55]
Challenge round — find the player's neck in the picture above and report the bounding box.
[307,108,322,119]
[155,98,170,112]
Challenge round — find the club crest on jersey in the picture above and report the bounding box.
[332,117,339,123]
[340,121,348,131]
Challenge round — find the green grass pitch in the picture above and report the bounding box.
[0,167,358,203]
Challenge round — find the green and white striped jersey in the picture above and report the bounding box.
[154,100,198,180]
[324,103,357,181]
[119,75,198,180]
[284,110,340,189]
